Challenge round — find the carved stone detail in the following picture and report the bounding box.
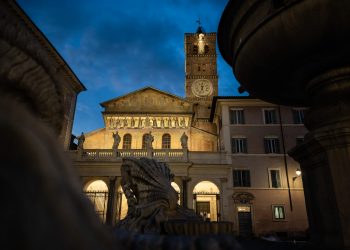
[232,192,255,204]
[117,158,200,233]
[106,115,190,129]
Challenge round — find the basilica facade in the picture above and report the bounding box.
[71,27,308,237]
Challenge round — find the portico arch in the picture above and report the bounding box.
[192,181,220,221]
[117,186,128,220]
[84,180,108,222]
[171,182,181,205]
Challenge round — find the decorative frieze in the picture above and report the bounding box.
[105,115,191,129]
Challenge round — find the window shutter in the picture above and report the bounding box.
[276,171,281,187]
[264,139,269,153]
[292,110,298,124]
[274,110,278,123]
[233,111,237,124]
[231,138,236,153]
[276,139,281,154]
[233,171,240,187]
[241,110,245,124]
[271,170,277,187]
[300,110,305,123]
[279,206,285,219]
[229,110,234,124]
[243,139,247,153]
[245,170,251,187]
[264,110,268,124]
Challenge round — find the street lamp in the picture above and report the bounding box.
[293,169,302,181]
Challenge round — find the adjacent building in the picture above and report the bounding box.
[210,97,308,236]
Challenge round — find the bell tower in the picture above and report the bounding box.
[185,21,218,121]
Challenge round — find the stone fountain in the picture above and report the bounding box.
[218,1,350,249]
[115,157,237,249]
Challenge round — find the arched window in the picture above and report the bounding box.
[122,134,132,149]
[162,134,171,149]
[142,134,147,149]
[204,44,209,54]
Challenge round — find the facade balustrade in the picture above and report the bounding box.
[68,148,230,164]
[75,148,189,162]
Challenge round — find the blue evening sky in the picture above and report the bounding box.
[17,0,242,135]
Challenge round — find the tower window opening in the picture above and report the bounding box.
[204,45,209,54]
[193,45,198,54]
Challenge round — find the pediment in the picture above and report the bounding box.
[101,87,193,114]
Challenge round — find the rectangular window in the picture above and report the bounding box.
[233,170,251,187]
[264,109,278,124]
[264,138,280,154]
[269,169,282,188]
[231,138,247,153]
[230,109,245,124]
[273,205,285,220]
[292,109,305,124]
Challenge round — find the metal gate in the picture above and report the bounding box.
[85,191,108,222]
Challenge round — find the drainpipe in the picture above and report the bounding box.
[278,106,293,211]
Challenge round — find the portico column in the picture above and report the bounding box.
[181,177,190,208]
[105,176,117,226]
[193,194,197,212]
[289,68,350,249]
[216,194,221,222]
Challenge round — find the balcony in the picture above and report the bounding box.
[68,149,229,164]
[71,148,188,162]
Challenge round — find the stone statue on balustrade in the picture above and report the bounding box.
[144,132,154,150]
[117,158,200,233]
[77,132,85,150]
[112,131,121,149]
[180,132,188,149]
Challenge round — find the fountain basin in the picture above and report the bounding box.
[218,0,350,106]
[162,221,234,236]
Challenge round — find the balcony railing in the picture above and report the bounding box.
[75,148,188,162]
[68,148,230,164]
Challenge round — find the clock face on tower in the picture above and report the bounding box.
[191,79,213,97]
